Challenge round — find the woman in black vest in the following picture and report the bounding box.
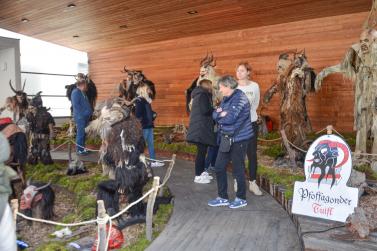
[186,79,216,184]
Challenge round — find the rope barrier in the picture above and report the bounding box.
[50,140,70,152]
[145,157,175,163]
[287,140,308,153]
[257,137,282,142]
[70,140,101,152]
[16,212,97,226]
[15,154,175,251]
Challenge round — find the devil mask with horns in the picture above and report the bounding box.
[20,180,55,220]
[9,80,28,108]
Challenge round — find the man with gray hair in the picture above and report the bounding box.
[208,75,254,209]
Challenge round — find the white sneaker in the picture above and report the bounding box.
[194,176,210,184]
[234,179,237,192]
[151,161,165,168]
[201,171,213,180]
[249,180,263,196]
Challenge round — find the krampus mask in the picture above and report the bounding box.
[20,180,54,220]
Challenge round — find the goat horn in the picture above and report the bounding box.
[35,181,51,191]
[9,80,17,93]
[22,79,26,92]
[200,52,209,66]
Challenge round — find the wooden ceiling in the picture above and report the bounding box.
[0,0,372,52]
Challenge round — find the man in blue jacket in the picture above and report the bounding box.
[71,79,93,155]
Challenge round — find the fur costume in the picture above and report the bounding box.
[20,180,55,220]
[65,73,98,113]
[0,132,17,251]
[119,66,156,102]
[315,2,377,154]
[86,99,153,217]
[26,92,55,165]
[96,179,172,228]
[186,53,222,113]
[264,51,316,156]
[0,120,28,186]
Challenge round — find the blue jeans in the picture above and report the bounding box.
[75,117,89,152]
[143,128,155,159]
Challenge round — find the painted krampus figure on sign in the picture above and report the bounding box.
[20,180,55,220]
[185,53,221,113]
[86,99,152,218]
[264,51,316,159]
[119,66,156,102]
[315,0,377,155]
[65,73,98,113]
[26,92,55,165]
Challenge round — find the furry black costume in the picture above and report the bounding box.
[86,100,152,217]
[0,121,28,186]
[26,92,55,165]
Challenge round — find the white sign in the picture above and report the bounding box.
[292,134,359,222]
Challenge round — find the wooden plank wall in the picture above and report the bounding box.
[89,12,368,132]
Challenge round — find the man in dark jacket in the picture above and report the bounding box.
[71,79,93,155]
[208,75,253,209]
[186,79,216,184]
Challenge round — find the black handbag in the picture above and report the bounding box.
[219,118,248,153]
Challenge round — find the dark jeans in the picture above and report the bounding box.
[247,122,258,181]
[195,143,208,176]
[215,140,248,200]
[75,117,89,152]
[205,145,219,169]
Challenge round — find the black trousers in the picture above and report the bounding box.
[215,140,248,200]
[247,122,258,181]
[195,143,208,176]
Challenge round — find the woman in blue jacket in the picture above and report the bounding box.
[135,85,164,168]
[208,75,253,209]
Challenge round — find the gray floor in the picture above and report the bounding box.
[148,159,301,251]
[51,151,301,251]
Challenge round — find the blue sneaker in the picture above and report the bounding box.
[229,197,247,209]
[208,197,229,207]
[77,150,89,156]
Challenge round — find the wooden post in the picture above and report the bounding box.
[280,129,296,169]
[158,154,176,197]
[10,199,18,224]
[326,125,333,135]
[146,176,160,241]
[97,200,107,251]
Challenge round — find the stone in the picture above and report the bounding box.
[348,169,367,198]
[347,207,370,238]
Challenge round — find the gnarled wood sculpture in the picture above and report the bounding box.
[264,51,316,162]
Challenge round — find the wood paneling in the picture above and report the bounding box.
[0,0,371,52]
[89,12,368,132]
